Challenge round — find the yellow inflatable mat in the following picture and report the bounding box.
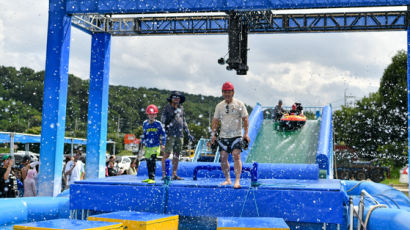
[88,211,178,230]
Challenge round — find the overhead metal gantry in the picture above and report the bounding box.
[72,11,407,36]
[68,0,410,37]
[65,0,410,14]
[39,0,410,196]
[72,9,408,74]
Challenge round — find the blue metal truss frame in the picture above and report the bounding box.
[66,0,410,14]
[72,11,407,35]
[40,0,410,196]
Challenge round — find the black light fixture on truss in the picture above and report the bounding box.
[218,12,249,75]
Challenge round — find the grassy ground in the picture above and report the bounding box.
[380,166,402,185]
[0,147,10,153]
[116,150,133,156]
[380,175,409,197]
[380,177,401,185]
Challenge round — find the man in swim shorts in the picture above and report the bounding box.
[211,82,249,189]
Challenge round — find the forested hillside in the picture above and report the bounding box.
[0,66,250,150]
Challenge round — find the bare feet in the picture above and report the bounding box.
[233,179,241,189]
[220,181,232,186]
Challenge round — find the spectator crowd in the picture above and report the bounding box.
[0,155,39,198]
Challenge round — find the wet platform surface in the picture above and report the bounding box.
[76,175,342,191]
[71,175,345,225]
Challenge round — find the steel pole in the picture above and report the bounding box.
[407,6,410,198]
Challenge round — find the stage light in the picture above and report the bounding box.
[218,12,249,75]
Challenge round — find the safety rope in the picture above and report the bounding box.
[370,194,398,208]
[240,187,260,217]
[346,181,364,193]
[240,188,250,217]
[252,188,260,217]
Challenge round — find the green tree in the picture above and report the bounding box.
[377,50,408,165]
[0,99,42,132]
[334,50,408,166]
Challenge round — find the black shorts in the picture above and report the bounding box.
[217,136,242,153]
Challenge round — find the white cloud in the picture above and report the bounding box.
[0,19,5,51]
[0,1,48,70]
[0,2,407,110]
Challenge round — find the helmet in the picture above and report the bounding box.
[292,104,297,110]
[146,104,158,114]
[222,81,234,91]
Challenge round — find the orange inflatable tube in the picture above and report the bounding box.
[279,114,306,130]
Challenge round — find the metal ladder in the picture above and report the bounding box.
[192,138,219,162]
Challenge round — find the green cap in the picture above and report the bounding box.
[2,155,11,160]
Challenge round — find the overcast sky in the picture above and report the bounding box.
[0,1,407,110]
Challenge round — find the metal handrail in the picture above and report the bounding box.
[361,190,380,205]
[349,189,387,230]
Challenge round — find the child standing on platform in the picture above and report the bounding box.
[142,104,166,184]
